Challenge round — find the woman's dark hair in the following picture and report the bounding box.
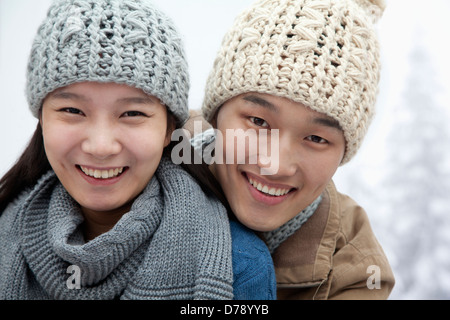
[0,122,51,213]
[0,111,230,217]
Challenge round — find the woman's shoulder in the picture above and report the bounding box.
[0,190,30,247]
[1,170,56,232]
[156,156,206,191]
[155,157,230,229]
[1,189,29,221]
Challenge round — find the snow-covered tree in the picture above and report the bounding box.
[381,40,450,299]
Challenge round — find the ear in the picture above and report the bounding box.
[38,107,43,126]
[164,113,176,147]
[210,110,218,128]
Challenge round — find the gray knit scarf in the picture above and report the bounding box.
[2,157,233,300]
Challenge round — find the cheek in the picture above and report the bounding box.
[128,127,169,161]
[42,124,79,165]
[305,157,340,194]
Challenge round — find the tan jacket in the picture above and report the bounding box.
[273,181,395,300]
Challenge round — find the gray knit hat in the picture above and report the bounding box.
[26,0,190,126]
[202,0,385,164]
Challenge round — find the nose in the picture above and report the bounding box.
[81,121,122,159]
[277,143,299,177]
[258,132,298,177]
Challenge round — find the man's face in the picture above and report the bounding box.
[212,92,346,232]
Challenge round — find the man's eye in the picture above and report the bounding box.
[250,116,269,128]
[122,111,147,117]
[307,135,328,144]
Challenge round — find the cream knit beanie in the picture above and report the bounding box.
[202,0,385,164]
[27,0,190,126]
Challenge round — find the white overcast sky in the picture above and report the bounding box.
[1,0,450,179]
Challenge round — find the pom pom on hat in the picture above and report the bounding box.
[354,0,386,22]
[202,0,385,164]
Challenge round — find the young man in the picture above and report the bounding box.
[191,0,395,299]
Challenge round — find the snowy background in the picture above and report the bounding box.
[1,0,449,299]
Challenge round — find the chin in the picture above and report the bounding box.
[79,199,124,214]
[234,210,280,232]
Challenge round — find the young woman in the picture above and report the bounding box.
[0,0,275,300]
[192,0,395,299]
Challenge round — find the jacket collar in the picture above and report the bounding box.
[271,181,341,288]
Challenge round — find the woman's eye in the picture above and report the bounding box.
[307,135,328,144]
[250,116,269,128]
[60,107,83,115]
[122,111,147,117]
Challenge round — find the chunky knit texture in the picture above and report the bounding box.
[0,157,233,300]
[26,0,190,125]
[202,0,385,163]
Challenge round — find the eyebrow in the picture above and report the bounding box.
[243,94,342,131]
[50,91,155,105]
[51,91,90,102]
[116,96,155,105]
[313,117,342,131]
[242,95,278,112]
[242,94,342,131]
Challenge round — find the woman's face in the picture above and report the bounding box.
[211,93,346,232]
[41,82,172,217]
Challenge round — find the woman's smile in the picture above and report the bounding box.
[77,165,129,185]
[79,165,126,179]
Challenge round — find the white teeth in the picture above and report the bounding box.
[248,177,291,197]
[80,166,124,179]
